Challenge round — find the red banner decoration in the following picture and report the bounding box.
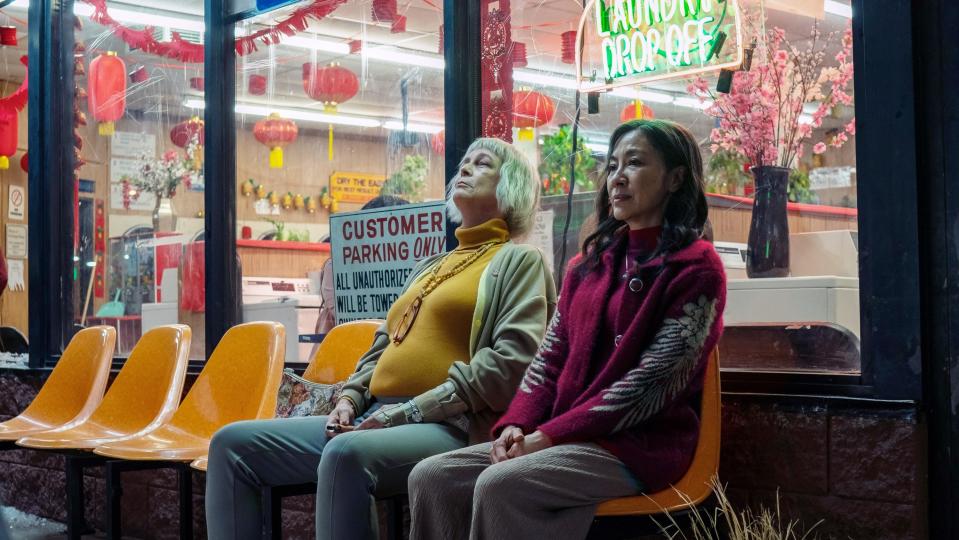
[431,129,445,155]
[0,104,17,170]
[83,0,348,63]
[561,30,576,64]
[512,41,527,67]
[0,55,28,112]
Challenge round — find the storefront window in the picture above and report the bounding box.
[497,0,860,374]
[70,1,206,359]
[0,5,28,367]
[231,1,444,363]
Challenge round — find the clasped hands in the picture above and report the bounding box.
[490,425,552,464]
[325,398,404,436]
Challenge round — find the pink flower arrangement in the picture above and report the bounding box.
[687,20,855,169]
[119,133,204,210]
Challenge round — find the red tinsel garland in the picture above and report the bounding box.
[0,55,28,111]
[82,0,349,63]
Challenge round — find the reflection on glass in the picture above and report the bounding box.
[501,0,860,374]
[232,1,444,363]
[65,1,207,359]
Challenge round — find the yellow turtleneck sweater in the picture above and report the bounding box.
[369,218,510,398]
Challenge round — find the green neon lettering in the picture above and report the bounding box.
[612,0,630,34]
[595,0,611,37]
[602,37,617,78]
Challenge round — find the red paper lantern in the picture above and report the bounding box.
[20,152,27,173]
[619,100,655,122]
[302,63,359,112]
[88,52,127,136]
[561,31,577,64]
[170,116,205,148]
[513,89,555,141]
[0,27,17,47]
[129,66,148,83]
[431,129,445,155]
[254,113,298,169]
[0,104,16,170]
[248,74,267,95]
[512,42,528,67]
[372,0,397,22]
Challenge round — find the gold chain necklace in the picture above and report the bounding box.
[391,240,503,344]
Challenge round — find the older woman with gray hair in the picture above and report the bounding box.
[205,138,557,540]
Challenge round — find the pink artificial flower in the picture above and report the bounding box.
[845,118,856,135]
[813,142,827,154]
[163,150,178,162]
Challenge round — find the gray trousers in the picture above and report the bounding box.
[408,441,643,540]
[205,412,467,540]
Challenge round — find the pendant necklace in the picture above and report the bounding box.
[622,258,644,293]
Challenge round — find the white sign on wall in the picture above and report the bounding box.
[329,201,447,324]
[522,210,555,273]
[112,131,157,158]
[809,166,856,190]
[7,185,24,220]
[110,157,156,211]
[6,224,27,258]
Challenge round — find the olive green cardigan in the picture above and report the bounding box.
[338,242,557,443]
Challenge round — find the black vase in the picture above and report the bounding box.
[746,166,790,278]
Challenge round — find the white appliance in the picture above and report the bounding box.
[725,276,860,338]
[142,268,179,333]
[724,230,860,338]
[242,276,322,364]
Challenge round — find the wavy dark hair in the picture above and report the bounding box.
[581,119,708,272]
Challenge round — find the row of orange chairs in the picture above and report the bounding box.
[0,320,380,539]
[0,320,722,539]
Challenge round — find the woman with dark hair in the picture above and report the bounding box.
[408,120,727,540]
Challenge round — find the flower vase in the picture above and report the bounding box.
[152,197,162,232]
[746,166,790,278]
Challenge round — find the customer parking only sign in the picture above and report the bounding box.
[329,201,447,324]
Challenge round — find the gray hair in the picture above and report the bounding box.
[446,138,540,236]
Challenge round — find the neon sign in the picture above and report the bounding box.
[576,0,744,92]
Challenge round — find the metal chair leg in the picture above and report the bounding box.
[65,454,97,540]
[178,464,193,540]
[105,461,124,540]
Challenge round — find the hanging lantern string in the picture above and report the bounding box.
[81,0,348,63]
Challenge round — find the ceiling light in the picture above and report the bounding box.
[609,87,675,104]
[183,99,382,128]
[363,47,445,70]
[673,97,712,110]
[280,36,351,55]
[382,121,444,134]
[4,1,207,33]
[584,141,609,153]
[513,69,578,90]
[823,1,852,18]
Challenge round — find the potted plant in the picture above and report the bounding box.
[381,154,428,201]
[538,124,597,195]
[688,21,855,277]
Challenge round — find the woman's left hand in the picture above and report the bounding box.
[354,411,388,431]
[505,430,552,459]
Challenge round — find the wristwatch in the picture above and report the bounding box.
[406,400,424,423]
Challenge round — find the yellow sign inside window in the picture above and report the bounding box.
[330,172,387,204]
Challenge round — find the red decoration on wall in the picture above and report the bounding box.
[0,27,18,47]
[512,41,527,67]
[302,63,359,111]
[513,89,555,141]
[480,0,513,142]
[0,55,28,112]
[619,100,654,122]
[372,0,397,22]
[431,129,445,155]
[437,25,444,54]
[0,104,17,170]
[248,74,267,95]
[189,77,204,91]
[88,51,127,136]
[391,15,407,33]
[348,39,363,54]
[561,30,577,64]
[254,113,298,169]
[19,152,27,173]
[83,0,348,62]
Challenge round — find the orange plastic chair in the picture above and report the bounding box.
[16,325,191,450]
[0,326,116,442]
[93,321,285,462]
[188,319,381,473]
[302,319,382,384]
[595,349,721,517]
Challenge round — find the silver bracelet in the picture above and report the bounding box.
[406,400,424,423]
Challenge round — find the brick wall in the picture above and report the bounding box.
[0,372,927,539]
